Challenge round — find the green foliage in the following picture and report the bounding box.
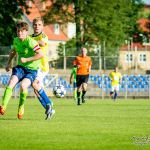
[43,0,144,47]
[43,0,144,69]
[56,38,100,69]
[0,0,29,45]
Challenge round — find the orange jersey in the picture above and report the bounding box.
[73,55,92,75]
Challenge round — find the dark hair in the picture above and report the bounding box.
[16,22,29,31]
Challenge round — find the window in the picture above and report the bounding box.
[126,54,133,62]
[54,24,60,35]
[139,54,146,62]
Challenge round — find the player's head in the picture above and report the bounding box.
[33,17,44,35]
[81,47,87,57]
[114,66,118,72]
[16,22,29,40]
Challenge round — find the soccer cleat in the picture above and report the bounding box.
[17,106,24,120]
[0,106,5,115]
[17,114,23,119]
[45,104,51,115]
[81,96,85,103]
[77,98,81,105]
[45,109,55,120]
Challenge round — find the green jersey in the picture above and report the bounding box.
[71,67,77,82]
[13,36,41,70]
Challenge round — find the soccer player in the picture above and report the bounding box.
[73,47,92,105]
[31,17,55,120]
[70,65,77,100]
[109,66,122,100]
[0,22,43,119]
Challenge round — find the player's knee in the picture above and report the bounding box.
[20,83,28,90]
[32,81,41,91]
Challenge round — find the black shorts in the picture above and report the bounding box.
[76,75,89,87]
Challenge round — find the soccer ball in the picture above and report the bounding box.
[53,84,66,98]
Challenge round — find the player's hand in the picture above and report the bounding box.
[5,64,11,72]
[70,80,72,84]
[21,57,27,63]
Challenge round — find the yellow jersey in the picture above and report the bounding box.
[109,71,122,86]
[32,32,49,72]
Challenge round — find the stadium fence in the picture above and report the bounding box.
[0,73,150,99]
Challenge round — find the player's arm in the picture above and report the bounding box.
[6,49,17,72]
[88,58,92,72]
[38,34,48,47]
[109,73,112,81]
[21,45,44,63]
[70,71,73,84]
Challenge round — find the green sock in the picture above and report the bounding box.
[73,90,77,100]
[80,91,82,98]
[2,86,13,109]
[19,91,28,108]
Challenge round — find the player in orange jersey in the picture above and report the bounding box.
[73,47,92,105]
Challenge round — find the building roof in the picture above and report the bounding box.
[25,2,68,41]
[138,18,150,32]
[120,42,150,51]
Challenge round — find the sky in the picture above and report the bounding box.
[143,0,150,4]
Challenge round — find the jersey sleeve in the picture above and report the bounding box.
[28,38,40,52]
[41,33,48,45]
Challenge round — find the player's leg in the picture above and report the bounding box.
[33,70,53,107]
[32,77,54,120]
[113,85,119,100]
[110,86,115,99]
[77,86,82,105]
[73,82,77,101]
[32,70,48,109]
[81,75,89,103]
[32,79,46,109]
[17,68,37,119]
[0,66,23,115]
[81,83,88,103]
[0,75,19,115]
[18,78,30,119]
[76,75,82,105]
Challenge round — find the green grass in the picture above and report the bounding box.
[0,98,150,150]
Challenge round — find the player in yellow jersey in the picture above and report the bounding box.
[109,66,122,100]
[31,17,55,119]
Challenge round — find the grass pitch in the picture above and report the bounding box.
[0,98,150,150]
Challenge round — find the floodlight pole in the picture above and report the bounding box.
[63,44,66,70]
[98,44,102,73]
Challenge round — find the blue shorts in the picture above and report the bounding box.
[12,65,37,83]
[73,82,77,88]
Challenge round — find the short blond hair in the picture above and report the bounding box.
[33,17,44,25]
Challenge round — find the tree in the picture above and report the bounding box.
[0,0,30,45]
[43,0,143,69]
[43,0,143,48]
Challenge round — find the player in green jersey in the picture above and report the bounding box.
[0,22,43,119]
[70,65,77,101]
